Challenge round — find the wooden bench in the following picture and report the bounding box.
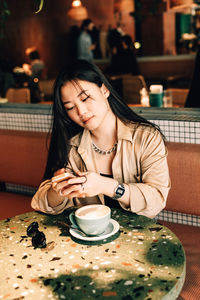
[160,142,200,300]
[0,129,200,299]
[0,129,48,219]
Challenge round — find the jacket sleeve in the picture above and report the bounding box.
[31,145,96,214]
[125,130,170,218]
[31,178,75,214]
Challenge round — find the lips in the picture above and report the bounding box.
[82,116,93,124]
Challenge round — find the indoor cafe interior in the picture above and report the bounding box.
[0,1,200,299]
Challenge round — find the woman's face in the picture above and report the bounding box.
[61,80,111,132]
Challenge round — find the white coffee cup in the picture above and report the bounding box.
[69,204,111,236]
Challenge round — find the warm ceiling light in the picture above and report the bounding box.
[67,0,88,21]
[72,0,81,8]
[134,42,141,49]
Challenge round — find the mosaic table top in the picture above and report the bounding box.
[0,208,185,300]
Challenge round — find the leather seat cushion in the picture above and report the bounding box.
[161,221,200,300]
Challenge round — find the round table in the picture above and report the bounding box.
[0,208,185,299]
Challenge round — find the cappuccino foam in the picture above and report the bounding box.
[77,206,108,219]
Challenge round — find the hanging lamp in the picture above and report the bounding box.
[67,0,88,21]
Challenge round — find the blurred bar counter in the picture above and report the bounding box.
[96,54,196,89]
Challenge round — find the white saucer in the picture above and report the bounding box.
[69,219,120,241]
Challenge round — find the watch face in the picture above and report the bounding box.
[117,186,125,196]
[113,184,125,200]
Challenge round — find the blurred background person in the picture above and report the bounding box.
[22,47,45,103]
[121,34,140,76]
[23,47,45,80]
[106,31,140,97]
[185,47,200,108]
[89,24,101,59]
[107,31,140,76]
[106,28,124,75]
[106,28,125,96]
[68,25,81,62]
[77,18,95,62]
[0,57,16,98]
[99,24,109,59]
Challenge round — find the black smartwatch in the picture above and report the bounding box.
[113,183,125,200]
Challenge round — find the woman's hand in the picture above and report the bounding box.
[71,171,130,208]
[51,169,87,200]
[50,169,130,207]
[61,171,104,200]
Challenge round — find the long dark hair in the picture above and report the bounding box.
[44,59,162,179]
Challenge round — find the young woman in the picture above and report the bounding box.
[31,60,170,218]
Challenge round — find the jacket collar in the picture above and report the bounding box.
[70,118,134,153]
[117,118,133,142]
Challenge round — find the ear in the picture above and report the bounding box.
[101,84,110,98]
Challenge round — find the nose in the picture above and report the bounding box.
[76,102,87,118]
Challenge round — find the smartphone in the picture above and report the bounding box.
[51,172,75,183]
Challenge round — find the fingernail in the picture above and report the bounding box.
[52,182,57,189]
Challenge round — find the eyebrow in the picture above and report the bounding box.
[63,90,88,105]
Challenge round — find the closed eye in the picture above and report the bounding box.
[82,95,90,102]
[65,95,90,111]
[66,106,74,111]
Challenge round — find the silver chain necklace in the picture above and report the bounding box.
[92,142,117,155]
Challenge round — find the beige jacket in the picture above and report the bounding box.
[31,119,170,218]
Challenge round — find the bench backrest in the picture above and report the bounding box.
[1,129,200,216]
[166,141,200,215]
[0,129,48,187]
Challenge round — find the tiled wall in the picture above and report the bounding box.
[152,120,200,144]
[0,112,52,132]
[157,210,200,227]
[0,112,199,144]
